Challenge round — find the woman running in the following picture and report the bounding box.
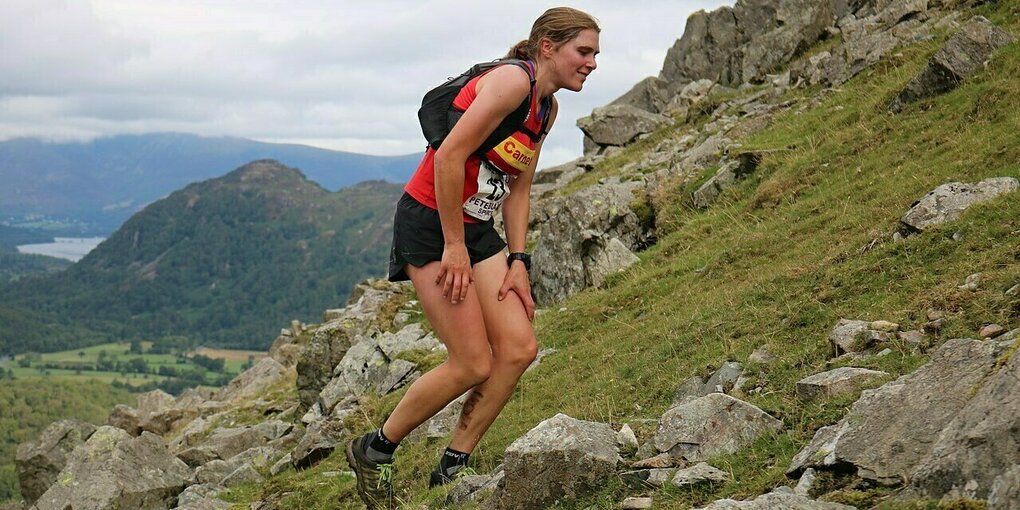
[346,7,600,508]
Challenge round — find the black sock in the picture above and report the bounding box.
[365,429,398,463]
[438,447,470,477]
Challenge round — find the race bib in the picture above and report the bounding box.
[463,161,511,221]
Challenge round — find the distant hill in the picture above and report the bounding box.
[0,160,404,355]
[0,133,420,232]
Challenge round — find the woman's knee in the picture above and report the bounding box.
[448,353,493,387]
[495,334,539,371]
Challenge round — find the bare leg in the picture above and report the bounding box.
[380,260,493,442]
[448,253,538,453]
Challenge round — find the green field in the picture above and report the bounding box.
[2,341,265,388]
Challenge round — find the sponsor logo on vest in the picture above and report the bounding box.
[502,140,534,167]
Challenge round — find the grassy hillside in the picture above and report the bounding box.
[35,3,1015,509]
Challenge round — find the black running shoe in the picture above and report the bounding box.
[345,433,395,509]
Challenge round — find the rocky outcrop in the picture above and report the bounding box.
[691,152,763,209]
[899,177,1019,236]
[532,181,647,304]
[788,337,1007,485]
[661,0,852,88]
[890,16,1015,112]
[493,413,619,510]
[15,420,96,504]
[673,361,745,405]
[31,427,190,510]
[213,357,288,404]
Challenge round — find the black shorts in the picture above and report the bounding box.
[387,193,507,282]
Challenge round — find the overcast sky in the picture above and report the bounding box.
[1,0,732,167]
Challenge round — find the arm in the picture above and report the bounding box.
[498,97,558,320]
[433,65,532,304]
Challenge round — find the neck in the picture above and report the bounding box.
[531,59,559,99]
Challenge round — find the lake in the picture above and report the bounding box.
[17,237,106,262]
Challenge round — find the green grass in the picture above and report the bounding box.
[210,4,1020,508]
[5,341,263,386]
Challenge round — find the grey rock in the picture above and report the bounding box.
[446,471,503,506]
[296,319,357,410]
[31,427,190,510]
[193,460,234,486]
[661,0,851,88]
[375,323,442,360]
[609,76,670,114]
[959,272,982,292]
[692,488,856,509]
[788,338,1000,484]
[909,346,1020,500]
[890,16,1015,112]
[220,463,264,488]
[141,407,199,437]
[749,346,776,364]
[586,236,640,289]
[204,428,267,462]
[692,151,762,210]
[901,177,1019,235]
[980,324,1006,339]
[630,452,677,470]
[988,465,1020,510]
[577,105,671,148]
[291,420,345,470]
[828,319,892,356]
[795,468,817,496]
[169,417,214,454]
[532,181,646,304]
[795,367,889,400]
[15,419,96,504]
[672,462,729,486]
[137,390,176,416]
[621,468,674,489]
[107,404,142,436]
[655,393,782,462]
[673,362,745,405]
[617,424,639,455]
[177,483,229,507]
[213,357,288,404]
[253,420,293,442]
[493,413,618,510]
[175,446,219,468]
[620,496,654,509]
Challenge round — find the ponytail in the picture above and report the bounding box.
[507,39,536,60]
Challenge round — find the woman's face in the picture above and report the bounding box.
[549,28,600,92]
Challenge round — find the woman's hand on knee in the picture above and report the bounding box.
[438,242,473,303]
[498,264,535,321]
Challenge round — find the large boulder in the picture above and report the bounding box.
[988,465,1020,510]
[900,177,1019,235]
[654,393,783,462]
[15,420,96,504]
[788,338,1002,484]
[31,427,190,510]
[577,105,671,148]
[890,16,1015,112]
[908,344,1020,500]
[203,427,267,461]
[493,413,619,510]
[317,335,419,414]
[532,181,646,304]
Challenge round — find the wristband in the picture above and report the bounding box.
[507,252,531,272]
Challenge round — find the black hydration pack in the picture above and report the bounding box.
[418,59,551,155]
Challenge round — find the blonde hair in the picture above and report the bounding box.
[506,7,600,60]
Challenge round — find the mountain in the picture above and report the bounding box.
[0,133,420,232]
[0,160,404,355]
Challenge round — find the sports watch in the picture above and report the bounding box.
[507,252,531,271]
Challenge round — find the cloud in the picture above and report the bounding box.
[0,0,732,165]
